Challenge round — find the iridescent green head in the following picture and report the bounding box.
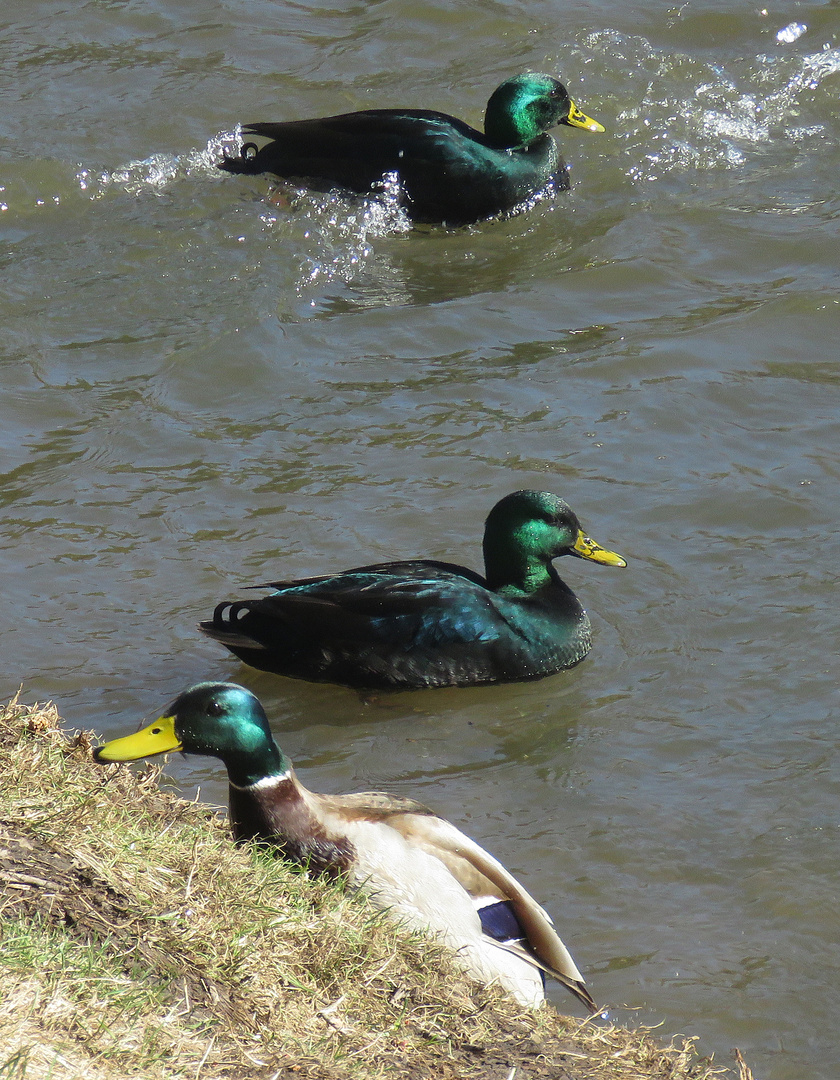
[484,73,604,148]
[482,490,625,593]
[93,682,288,788]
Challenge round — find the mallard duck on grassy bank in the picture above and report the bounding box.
[94,681,597,1011]
[218,73,604,224]
[199,491,625,690]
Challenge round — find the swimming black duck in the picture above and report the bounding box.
[199,490,625,689]
[218,73,604,224]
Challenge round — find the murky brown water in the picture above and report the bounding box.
[3,3,840,1076]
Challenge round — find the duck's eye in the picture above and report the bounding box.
[206,701,224,717]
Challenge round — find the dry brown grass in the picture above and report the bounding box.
[0,694,745,1080]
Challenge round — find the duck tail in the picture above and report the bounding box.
[563,976,598,1014]
[217,142,262,174]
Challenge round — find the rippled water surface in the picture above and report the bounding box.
[3,2,840,1076]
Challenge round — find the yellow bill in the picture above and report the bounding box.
[572,530,626,567]
[564,100,605,133]
[93,714,181,763]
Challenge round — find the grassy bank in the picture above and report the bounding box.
[0,696,749,1080]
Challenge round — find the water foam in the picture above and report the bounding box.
[75,130,413,307]
[586,29,840,183]
[238,168,412,307]
[77,128,242,198]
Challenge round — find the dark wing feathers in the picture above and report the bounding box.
[241,110,487,160]
[232,112,486,201]
[213,561,503,650]
[258,559,487,593]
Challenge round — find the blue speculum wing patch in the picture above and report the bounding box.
[478,898,524,942]
[477,899,546,985]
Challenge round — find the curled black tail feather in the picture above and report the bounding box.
[197,601,262,649]
[217,142,261,174]
[212,600,250,626]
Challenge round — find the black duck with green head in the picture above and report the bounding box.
[199,490,626,689]
[93,681,598,1011]
[218,73,604,224]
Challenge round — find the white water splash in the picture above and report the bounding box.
[74,132,413,305]
[587,27,840,183]
[76,128,242,198]
[776,22,807,44]
[283,171,412,298]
